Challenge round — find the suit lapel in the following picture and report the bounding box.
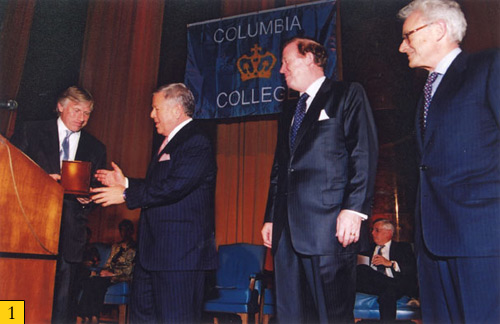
[42,120,62,173]
[146,120,196,176]
[423,52,468,148]
[415,96,425,152]
[75,131,88,161]
[389,242,395,260]
[291,80,331,153]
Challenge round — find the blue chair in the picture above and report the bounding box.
[91,243,130,324]
[203,243,267,324]
[258,290,421,323]
[354,292,421,321]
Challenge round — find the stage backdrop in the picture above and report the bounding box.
[185,0,337,119]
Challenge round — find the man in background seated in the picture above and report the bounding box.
[356,219,418,323]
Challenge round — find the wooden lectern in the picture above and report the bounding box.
[0,134,64,323]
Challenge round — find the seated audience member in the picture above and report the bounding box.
[76,220,137,324]
[356,219,418,323]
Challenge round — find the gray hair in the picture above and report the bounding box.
[154,83,195,117]
[398,0,467,43]
[373,219,395,235]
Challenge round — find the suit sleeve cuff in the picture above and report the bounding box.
[344,209,368,220]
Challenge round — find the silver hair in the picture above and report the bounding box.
[154,83,195,117]
[398,0,467,43]
[374,219,395,234]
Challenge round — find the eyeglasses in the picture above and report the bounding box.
[402,23,432,42]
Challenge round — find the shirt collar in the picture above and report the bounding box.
[57,117,81,139]
[167,118,193,143]
[434,47,462,75]
[303,76,326,100]
[379,240,392,249]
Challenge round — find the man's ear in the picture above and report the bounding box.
[304,52,316,66]
[433,19,447,42]
[174,104,184,119]
[57,102,64,114]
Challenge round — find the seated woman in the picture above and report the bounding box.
[76,220,137,324]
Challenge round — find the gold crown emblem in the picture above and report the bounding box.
[237,44,277,82]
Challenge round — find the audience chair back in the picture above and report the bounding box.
[204,243,267,324]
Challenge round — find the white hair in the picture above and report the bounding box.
[398,0,467,43]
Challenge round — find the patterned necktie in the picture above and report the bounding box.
[421,72,439,132]
[376,245,386,274]
[290,93,309,149]
[60,130,73,161]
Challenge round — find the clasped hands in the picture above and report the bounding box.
[90,162,127,207]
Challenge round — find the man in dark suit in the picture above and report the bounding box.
[91,83,217,323]
[356,219,417,322]
[398,0,500,322]
[10,86,107,323]
[261,37,378,323]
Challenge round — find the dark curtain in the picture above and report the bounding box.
[81,0,165,242]
[215,0,286,247]
[0,0,36,137]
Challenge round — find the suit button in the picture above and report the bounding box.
[289,168,295,173]
[419,165,428,171]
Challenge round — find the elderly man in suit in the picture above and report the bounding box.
[356,219,418,322]
[10,86,107,323]
[398,0,500,322]
[261,37,378,323]
[91,83,217,323]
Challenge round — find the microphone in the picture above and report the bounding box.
[0,100,18,110]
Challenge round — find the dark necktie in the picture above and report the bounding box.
[60,130,73,161]
[290,93,309,149]
[421,72,439,135]
[376,245,386,274]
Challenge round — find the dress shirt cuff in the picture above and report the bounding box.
[391,261,401,272]
[124,177,129,188]
[344,209,368,220]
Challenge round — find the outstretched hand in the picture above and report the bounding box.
[95,161,126,187]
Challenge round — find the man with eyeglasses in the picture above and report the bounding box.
[398,0,500,323]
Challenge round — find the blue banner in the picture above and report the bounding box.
[185,0,337,119]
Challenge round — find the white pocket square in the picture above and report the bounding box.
[318,109,330,121]
[159,153,170,161]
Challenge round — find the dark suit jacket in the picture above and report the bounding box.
[265,79,378,255]
[415,49,500,258]
[10,119,106,262]
[125,120,217,271]
[362,241,418,296]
